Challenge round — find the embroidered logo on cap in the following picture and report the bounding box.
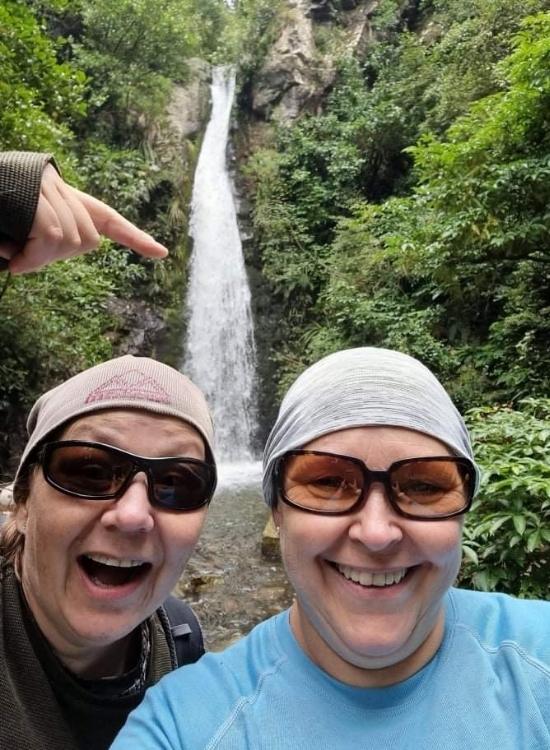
[85,370,170,404]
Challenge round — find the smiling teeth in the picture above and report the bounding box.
[86,553,144,568]
[336,565,407,587]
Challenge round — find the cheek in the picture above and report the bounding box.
[436,522,463,559]
[278,513,339,575]
[417,522,463,581]
[159,510,207,570]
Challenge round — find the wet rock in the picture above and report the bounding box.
[177,572,223,597]
[251,0,327,122]
[261,516,281,560]
[150,59,211,168]
[307,0,363,22]
[104,298,165,357]
[165,60,211,141]
[175,477,292,651]
[249,1,384,123]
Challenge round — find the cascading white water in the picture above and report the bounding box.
[183,66,258,465]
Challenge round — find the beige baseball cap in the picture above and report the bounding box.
[14,355,215,486]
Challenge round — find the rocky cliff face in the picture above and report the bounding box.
[155,59,212,166]
[133,60,212,368]
[166,59,212,141]
[249,0,381,124]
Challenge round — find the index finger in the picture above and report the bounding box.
[75,189,168,259]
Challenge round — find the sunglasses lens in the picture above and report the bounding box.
[282,452,362,513]
[150,461,215,511]
[46,444,131,498]
[280,451,472,519]
[45,443,216,511]
[390,459,471,517]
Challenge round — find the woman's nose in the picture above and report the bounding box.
[347,482,403,551]
[100,473,155,533]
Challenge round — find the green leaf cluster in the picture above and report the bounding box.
[461,398,550,598]
[247,5,550,408]
[0,256,114,412]
[0,0,86,156]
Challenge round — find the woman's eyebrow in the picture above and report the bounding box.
[63,427,202,456]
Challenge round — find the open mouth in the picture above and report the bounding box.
[332,562,412,588]
[78,553,151,588]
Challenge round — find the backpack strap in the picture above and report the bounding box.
[162,595,205,667]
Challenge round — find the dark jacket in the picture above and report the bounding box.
[0,556,203,750]
[0,151,54,245]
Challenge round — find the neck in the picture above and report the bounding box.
[290,603,445,688]
[20,581,141,679]
[54,630,140,679]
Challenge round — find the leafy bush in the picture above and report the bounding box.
[249,9,550,407]
[0,256,115,410]
[0,0,86,155]
[460,398,550,598]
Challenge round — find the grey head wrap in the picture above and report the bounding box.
[262,347,479,507]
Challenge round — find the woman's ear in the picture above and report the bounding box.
[15,503,28,534]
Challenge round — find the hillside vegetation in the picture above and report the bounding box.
[235,0,550,596]
[1,0,549,596]
[0,0,227,458]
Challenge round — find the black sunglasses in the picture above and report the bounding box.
[275,450,475,520]
[40,440,217,512]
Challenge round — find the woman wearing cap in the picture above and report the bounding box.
[0,354,217,750]
[112,347,550,749]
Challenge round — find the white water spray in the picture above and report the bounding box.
[183,67,258,466]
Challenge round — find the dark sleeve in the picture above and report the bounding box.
[0,151,57,244]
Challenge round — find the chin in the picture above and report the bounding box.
[336,637,412,669]
[72,613,141,646]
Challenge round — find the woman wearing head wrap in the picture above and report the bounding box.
[0,355,217,750]
[112,348,550,750]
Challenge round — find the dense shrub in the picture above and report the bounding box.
[461,398,550,598]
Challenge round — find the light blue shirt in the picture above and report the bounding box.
[111,588,550,749]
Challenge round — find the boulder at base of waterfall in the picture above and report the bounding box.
[261,515,281,560]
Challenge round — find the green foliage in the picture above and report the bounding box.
[0,0,225,474]
[0,0,86,154]
[79,0,199,80]
[249,7,550,408]
[419,0,547,132]
[78,143,160,222]
[219,0,284,73]
[461,399,550,598]
[0,257,115,411]
[71,0,213,144]
[402,11,550,399]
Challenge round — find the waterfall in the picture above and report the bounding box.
[183,66,257,464]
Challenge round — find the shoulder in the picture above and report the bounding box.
[112,612,289,749]
[161,610,287,702]
[448,587,550,663]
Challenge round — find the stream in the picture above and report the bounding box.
[174,463,293,651]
